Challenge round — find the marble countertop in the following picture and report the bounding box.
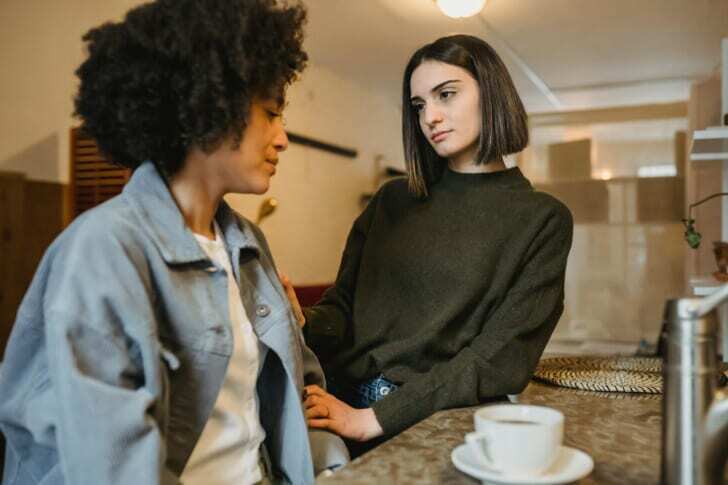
[317,381,663,484]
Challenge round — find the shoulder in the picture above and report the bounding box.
[524,191,574,254]
[44,196,153,290]
[40,198,158,328]
[371,176,416,209]
[504,186,572,228]
[378,176,409,195]
[529,191,573,227]
[58,196,147,258]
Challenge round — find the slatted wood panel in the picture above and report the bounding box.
[70,128,130,219]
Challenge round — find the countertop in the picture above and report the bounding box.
[317,381,662,484]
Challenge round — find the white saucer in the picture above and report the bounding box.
[451,444,594,484]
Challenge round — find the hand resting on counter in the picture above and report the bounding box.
[304,385,383,442]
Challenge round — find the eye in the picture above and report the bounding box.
[411,103,425,114]
[266,109,282,119]
[440,90,456,100]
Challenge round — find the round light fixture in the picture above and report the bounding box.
[436,0,487,18]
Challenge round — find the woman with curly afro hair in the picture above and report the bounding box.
[0,0,348,483]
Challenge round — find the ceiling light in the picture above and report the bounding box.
[436,0,487,18]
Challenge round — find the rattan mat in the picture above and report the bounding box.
[534,356,663,394]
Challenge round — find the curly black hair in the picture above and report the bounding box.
[74,0,307,176]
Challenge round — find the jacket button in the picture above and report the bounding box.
[256,304,271,318]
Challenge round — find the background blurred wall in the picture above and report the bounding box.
[0,0,403,287]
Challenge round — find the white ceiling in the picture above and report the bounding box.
[302,0,728,113]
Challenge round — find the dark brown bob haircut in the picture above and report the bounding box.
[402,34,528,197]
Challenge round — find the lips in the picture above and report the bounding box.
[430,130,452,143]
[266,159,278,174]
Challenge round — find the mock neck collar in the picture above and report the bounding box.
[439,165,532,190]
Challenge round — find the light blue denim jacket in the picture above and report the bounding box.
[0,162,346,484]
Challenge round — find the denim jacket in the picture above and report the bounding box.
[0,162,346,484]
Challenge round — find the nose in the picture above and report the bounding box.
[273,124,289,153]
[423,104,443,129]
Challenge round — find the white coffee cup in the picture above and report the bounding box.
[465,404,564,478]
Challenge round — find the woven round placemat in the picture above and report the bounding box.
[534,356,663,394]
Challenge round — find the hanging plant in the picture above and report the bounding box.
[683,192,728,249]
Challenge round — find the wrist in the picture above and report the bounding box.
[357,408,384,441]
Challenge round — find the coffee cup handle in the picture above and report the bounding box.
[464,431,500,472]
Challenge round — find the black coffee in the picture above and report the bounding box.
[495,419,540,425]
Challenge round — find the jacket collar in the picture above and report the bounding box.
[123,161,261,264]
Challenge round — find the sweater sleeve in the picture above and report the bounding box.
[371,204,574,436]
[302,192,380,360]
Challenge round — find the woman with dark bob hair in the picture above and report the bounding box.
[296,35,573,455]
[0,0,347,483]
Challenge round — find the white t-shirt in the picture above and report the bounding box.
[181,223,268,485]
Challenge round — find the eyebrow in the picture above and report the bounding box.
[410,79,461,101]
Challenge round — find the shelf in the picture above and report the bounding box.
[690,127,728,163]
[689,275,727,296]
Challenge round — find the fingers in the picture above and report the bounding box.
[304,384,326,397]
[304,403,329,420]
[303,394,321,409]
[306,418,333,430]
[278,271,306,327]
[279,271,295,294]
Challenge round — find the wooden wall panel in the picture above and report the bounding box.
[535,180,609,223]
[547,139,592,181]
[637,177,685,223]
[0,175,65,359]
[22,181,66,293]
[0,173,26,359]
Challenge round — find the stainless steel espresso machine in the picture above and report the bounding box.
[661,284,728,484]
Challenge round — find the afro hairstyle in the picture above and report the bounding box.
[74,0,307,176]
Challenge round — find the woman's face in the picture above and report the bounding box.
[214,98,289,194]
[409,60,482,169]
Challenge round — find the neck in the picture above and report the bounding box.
[168,151,225,239]
[448,156,507,174]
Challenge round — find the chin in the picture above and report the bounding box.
[250,183,270,195]
[235,178,270,195]
[434,147,458,159]
[431,142,461,159]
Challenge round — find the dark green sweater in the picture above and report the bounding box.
[303,167,573,436]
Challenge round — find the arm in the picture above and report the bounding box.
[301,191,381,360]
[44,227,178,484]
[305,205,574,439]
[371,205,574,436]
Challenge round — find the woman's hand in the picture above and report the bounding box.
[303,385,383,442]
[278,271,305,327]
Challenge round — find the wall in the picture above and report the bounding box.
[523,114,688,348]
[226,65,402,283]
[0,0,402,286]
[0,0,140,182]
